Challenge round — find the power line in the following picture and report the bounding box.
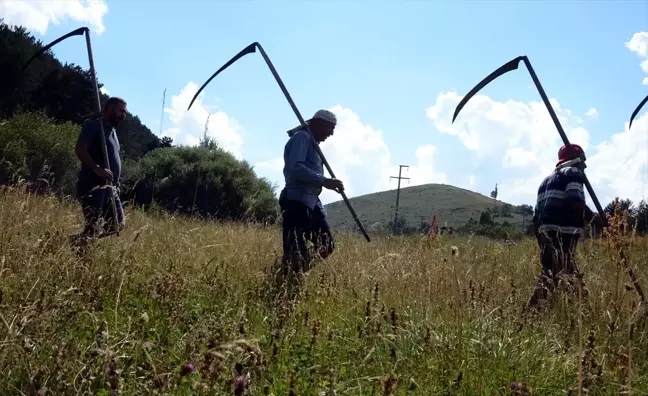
[390,165,410,234]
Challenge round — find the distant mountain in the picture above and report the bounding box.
[323,183,533,232]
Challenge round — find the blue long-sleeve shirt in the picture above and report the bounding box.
[283,129,326,209]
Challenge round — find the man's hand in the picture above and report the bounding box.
[93,166,113,183]
[323,178,344,193]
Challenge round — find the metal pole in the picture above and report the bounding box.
[390,165,410,234]
[83,29,119,235]
[522,57,606,223]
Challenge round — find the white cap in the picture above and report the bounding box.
[310,109,337,125]
[285,109,337,137]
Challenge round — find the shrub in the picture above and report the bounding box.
[121,143,279,223]
[0,111,79,195]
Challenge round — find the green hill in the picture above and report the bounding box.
[324,183,534,232]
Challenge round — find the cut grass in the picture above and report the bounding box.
[0,186,647,395]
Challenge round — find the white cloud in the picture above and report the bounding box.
[254,105,447,205]
[625,31,648,85]
[100,86,110,95]
[425,91,648,207]
[586,112,648,204]
[585,108,598,118]
[0,0,108,35]
[162,82,244,159]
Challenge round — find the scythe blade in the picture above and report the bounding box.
[629,94,648,129]
[183,41,371,242]
[187,43,258,111]
[22,27,88,73]
[452,56,524,123]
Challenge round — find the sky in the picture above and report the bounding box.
[2,0,648,211]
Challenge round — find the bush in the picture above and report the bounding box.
[121,143,279,223]
[0,111,79,195]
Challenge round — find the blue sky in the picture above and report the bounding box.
[3,0,648,209]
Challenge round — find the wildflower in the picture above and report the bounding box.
[180,363,196,376]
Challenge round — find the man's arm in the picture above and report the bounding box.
[285,132,326,186]
[75,121,112,181]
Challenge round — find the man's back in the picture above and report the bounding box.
[534,165,586,234]
[282,129,324,209]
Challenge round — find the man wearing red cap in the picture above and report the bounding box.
[527,143,602,308]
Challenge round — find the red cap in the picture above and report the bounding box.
[557,144,585,166]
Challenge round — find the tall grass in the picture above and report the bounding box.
[0,185,646,395]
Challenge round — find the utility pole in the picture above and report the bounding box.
[390,165,410,234]
[159,88,166,136]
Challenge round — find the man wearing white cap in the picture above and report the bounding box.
[280,109,345,274]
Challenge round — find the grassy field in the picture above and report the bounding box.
[323,184,529,231]
[1,185,647,395]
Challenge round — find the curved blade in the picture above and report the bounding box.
[187,42,258,111]
[452,56,524,123]
[629,94,648,129]
[21,27,87,73]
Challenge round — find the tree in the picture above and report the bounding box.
[120,145,278,223]
[387,215,409,236]
[636,200,648,234]
[517,204,534,217]
[0,21,161,160]
[605,197,635,218]
[501,203,513,217]
[479,209,494,226]
[490,184,498,200]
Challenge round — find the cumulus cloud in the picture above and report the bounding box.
[0,0,108,35]
[100,86,110,95]
[585,108,598,118]
[625,31,648,85]
[586,112,648,204]
[254,105,447,205]
[162,82,244,159]
[425,91,648,207]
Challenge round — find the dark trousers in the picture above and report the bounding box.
[528,229,583,307]
[77,182,124,238]
[280,189,334,273]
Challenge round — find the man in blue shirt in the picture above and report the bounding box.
[71,96,127,247]
[280,109,345,274]
[527,143,603,308]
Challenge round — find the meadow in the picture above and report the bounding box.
[1,185,647,395]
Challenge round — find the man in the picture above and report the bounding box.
[280,109,345,274]
[72,96,127,246]
[527,143,603,308]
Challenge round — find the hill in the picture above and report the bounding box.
[324,183,533,232]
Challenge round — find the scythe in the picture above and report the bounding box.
[454,56,648,305]
[452,56,607,225]
[187,42,371,242]
[629,94,648,129]
[22,27,120,236]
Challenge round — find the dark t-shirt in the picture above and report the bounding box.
[77,119,121,193]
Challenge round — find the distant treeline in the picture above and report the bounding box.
[0,21,279,223]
